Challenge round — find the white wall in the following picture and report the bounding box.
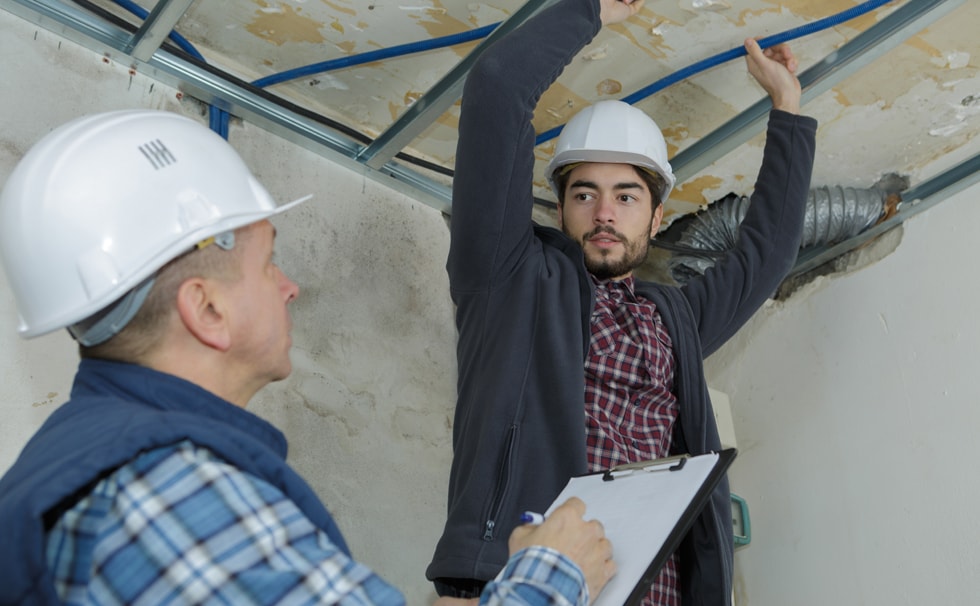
[4,7,980,606]
[706,185,980,604]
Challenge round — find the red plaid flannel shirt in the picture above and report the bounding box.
[585,276,680,606]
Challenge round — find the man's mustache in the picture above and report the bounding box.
[584,226,626,242]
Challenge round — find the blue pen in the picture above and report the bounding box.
[520,511,546,525]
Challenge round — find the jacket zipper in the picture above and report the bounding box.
[483,423,518,542]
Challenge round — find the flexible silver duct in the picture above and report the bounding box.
[662,184,898,283]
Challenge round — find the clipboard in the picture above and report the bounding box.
[542,448,736,606]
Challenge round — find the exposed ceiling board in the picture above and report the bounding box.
[4,0,979,234]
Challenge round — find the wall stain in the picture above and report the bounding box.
[661,124,690,158]
[406,0,473,60]
[773,0,872,22]
[322,0,356,18]
[31,392,59,407]
[597,78,623,95]
[614,19,671,61]
[534,83,587,131]
[905,35,944,60]
[247,1,326,46]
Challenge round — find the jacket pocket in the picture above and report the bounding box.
[482,423,518,542]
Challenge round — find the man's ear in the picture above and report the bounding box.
[650,203,664,238]
[175,278,232,352]
[556,201,564,230]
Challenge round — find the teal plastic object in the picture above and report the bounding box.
[731,493,751,547]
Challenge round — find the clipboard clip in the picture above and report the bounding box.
[602,454,688,482]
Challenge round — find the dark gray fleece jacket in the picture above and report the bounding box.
[427,0,817,603]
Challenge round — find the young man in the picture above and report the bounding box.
[0,110,615,605]
[427,0,817,604]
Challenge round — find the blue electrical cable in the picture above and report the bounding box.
[251,23,498,88]
[111,0,231,138]
[110,0,893,145]
[112,0,206,61]
[535,0,894,145]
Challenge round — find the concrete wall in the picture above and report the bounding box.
[3,7,978,605]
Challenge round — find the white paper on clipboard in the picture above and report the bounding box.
[544,449,735,606]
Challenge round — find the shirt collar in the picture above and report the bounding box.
[591,274,638,300]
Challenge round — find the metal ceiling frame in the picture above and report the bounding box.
[2,0,978,271]
[671,0,966,183]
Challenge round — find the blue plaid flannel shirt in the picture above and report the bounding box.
[45,440,587,605]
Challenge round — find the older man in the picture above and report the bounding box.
[0,110,613,605]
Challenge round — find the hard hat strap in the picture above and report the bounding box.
[67,275,156,347]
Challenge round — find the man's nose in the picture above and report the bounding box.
[593,195,616,224]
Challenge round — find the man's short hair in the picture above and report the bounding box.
[80,231,246,363]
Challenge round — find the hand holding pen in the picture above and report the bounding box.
[510,497,616,603]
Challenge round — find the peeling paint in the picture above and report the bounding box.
[535,83,587,131]
[582,44,610,61]
[944,51,971,70]
[403,90,422,106]
[247,1,325,46]
[775,0,877,23]
[672,174,725,206]
[660,124,691,158]
[905,36,944,60]
[680,0,732,14]
[734,7,782,29]
[322,0,356,18]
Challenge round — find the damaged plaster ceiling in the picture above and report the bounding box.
[3,0,980,281]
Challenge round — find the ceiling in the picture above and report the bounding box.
[4,0,979,278]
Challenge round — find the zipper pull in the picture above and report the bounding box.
[483,519,495,541]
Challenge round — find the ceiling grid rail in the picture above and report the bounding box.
[356,0,560,170]
[126,0,193,61]
[2,0,977,258]
[671,0,966,183]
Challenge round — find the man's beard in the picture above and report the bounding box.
[566,224,651,281]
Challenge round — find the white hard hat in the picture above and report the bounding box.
[0,109,309,340]
[546,100,675,201]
